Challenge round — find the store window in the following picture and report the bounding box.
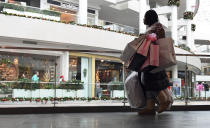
[69,56,81,81]
[0,51,56,82]
[95,60,123,97]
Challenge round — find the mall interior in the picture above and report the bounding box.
[1,0,210,127]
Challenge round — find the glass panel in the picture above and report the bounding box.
[0,51,57,107]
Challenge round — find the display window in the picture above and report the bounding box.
[0,51,56,82]
[95,60,123,97]
[69,56,81,81]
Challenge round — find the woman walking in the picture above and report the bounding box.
[138,10,172,115]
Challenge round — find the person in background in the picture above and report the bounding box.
[32,71,39,82]
[196,82,203,98]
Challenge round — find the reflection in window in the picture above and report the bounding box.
[69,56,81,81]
[0,51,56,82]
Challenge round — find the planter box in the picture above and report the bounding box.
[12,89,85,98]
[112,90,124,97]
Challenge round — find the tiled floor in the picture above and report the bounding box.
[0,111,209,128]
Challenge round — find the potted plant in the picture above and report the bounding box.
[184,11,194,20]
[191,24,196,31]
[168,0,180,7]
[59,79,84,97]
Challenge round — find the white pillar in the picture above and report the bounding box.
[81,58,89,98]
[171,6,178,46]
[172,65,178,79]
[60,52,69,81]
[5,0,8,3]
[95,10,99,25]
[139,0,148,34]
[79,0,88,24]
[168,6,179,81]
[40,0,50,10]
[186,0,196,51]
[186,0,192,12]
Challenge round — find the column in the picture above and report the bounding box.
[95,10,99,25]
[78,0,87,24]
[171,6,178,46]
[5,0,8,3]
[172,65,178,79]
[186,0,196,51]
[139,0,148,34]
[61,52,69,81]
[91,57,95,97]
[81,58,89,98]
[40,0,50,10]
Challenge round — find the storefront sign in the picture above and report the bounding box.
[172,78,182,97]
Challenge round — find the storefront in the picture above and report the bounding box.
[69,52,123,98]
[0,51,57,82]
[95,60,123,98]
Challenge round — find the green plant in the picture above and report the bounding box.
[168,0,180,7]
[184,11,194,20]
[110,81,124,90]
[25,6,41,14]
[0,82,13,94]
[59,80,84,90]
[178,44,191,52]
[0,58,13,65]
[42,83,54,89]
[2,3,24,11]
[191,24,196,31]
[13,78,40,90]
[41,10,60,17]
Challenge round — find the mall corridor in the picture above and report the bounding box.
[0,111,209,128]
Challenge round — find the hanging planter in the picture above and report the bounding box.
[183,11,194,20]
[178,44,191,52]
[168,0,180,7]
[83,68,87,78]
[191,24,196,31]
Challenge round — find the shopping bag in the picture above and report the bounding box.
[120,35,146,66]
[140,44,159,71]
[124,72,146,108]
[151,38,176,73]
[127,39,151,71]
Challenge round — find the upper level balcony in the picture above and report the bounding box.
[0,2,136,51]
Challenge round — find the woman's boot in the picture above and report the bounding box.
[156,89,172,113]
[138,99,156,115]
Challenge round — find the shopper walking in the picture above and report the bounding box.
[138,10,172,115]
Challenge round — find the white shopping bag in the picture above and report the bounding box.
[125,72,146,108]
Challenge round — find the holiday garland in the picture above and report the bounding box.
[184,11,194,20]
[0,96,126,102]
[168,0,180,7]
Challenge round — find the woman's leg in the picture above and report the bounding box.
[138,91,157,115]
[156,89,173,113]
